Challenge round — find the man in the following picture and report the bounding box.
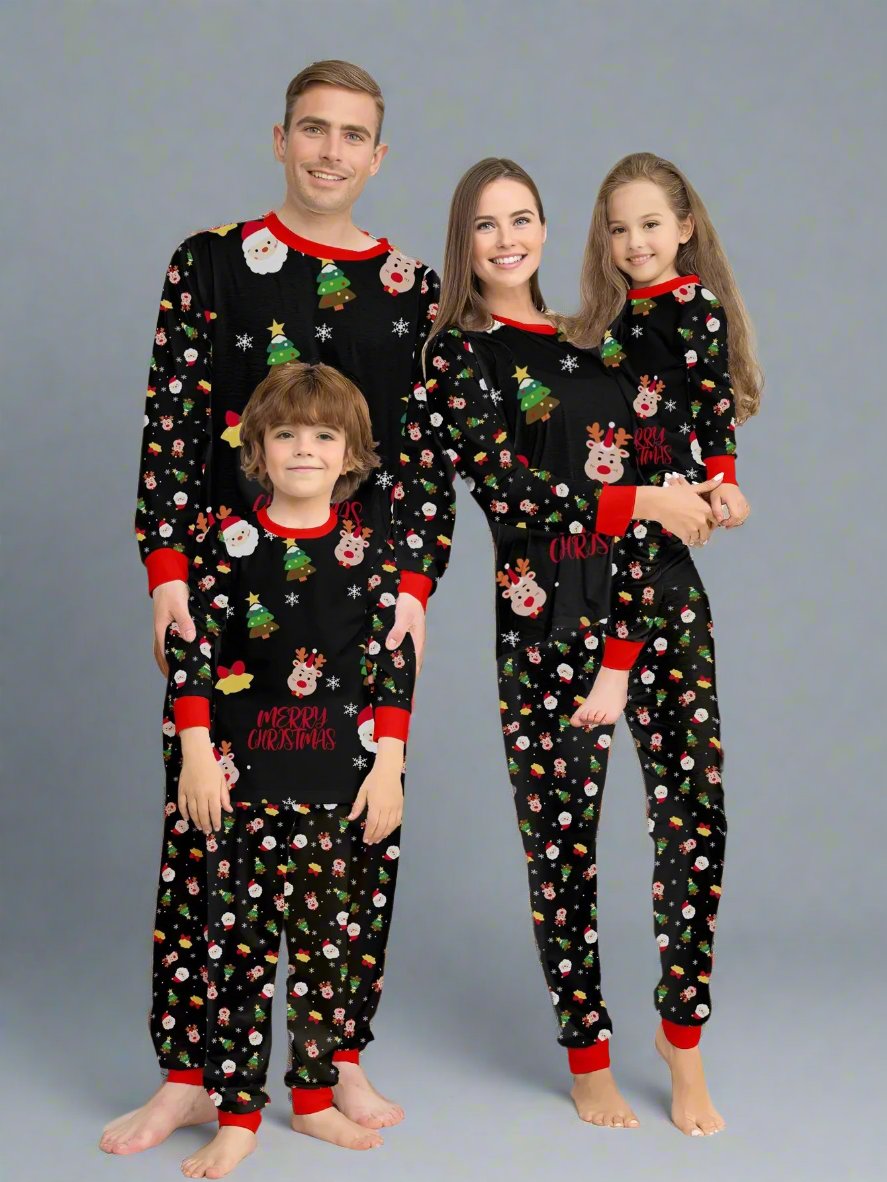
[101,60,453,1157]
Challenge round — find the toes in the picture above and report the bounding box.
[591,1112,605,1126]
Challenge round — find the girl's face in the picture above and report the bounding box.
[262,421,348,502]
[607,179,693,288]
[471,178,546,299]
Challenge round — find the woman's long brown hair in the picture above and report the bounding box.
[562,152,762,423]
[425,158,548,367]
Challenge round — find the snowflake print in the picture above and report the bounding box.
[489,389,503,404]
[285,592,300,607]
[343,703,359,717]
[326,675,341,690]
[678,422,692,435]
[315,324,333,342]
[392,318,410,337]
[631,324,644,338]
[347,585,362,600]
[560,354,579,373]
[235,333,253,351]
[375,470,394,489]
[665,399,677,412]
[353,755,369,770]
[502,630,521,648]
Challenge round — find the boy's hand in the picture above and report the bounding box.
[178,729,232,835]
[348,739,405,844]
[386,592,426,672]
[710,482,750,529]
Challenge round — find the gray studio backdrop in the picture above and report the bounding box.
[3,2,884,1180]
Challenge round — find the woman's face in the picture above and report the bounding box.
[471,178,546,297]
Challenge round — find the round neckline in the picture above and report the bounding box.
[264,211,391,261]
[628,273,701,299]
[492,313,558,335]
[257,505,339,538]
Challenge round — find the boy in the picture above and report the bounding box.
[170,362,415,1176]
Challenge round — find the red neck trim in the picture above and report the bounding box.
[264,211,390,261]
[492,314,558,335]
[257,505,339,539]
[628,274,701,299]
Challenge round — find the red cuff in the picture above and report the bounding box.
[661,1019,702,1049]
[291,1086,334,1115]
[146,547,189,595]
[373,706,411,743]
[704,455,737,484]
[398,570,433,609]
[596,486,636,537]
[167,1067,204,1086]
[332,1049,361,1064]
[174,697,211,733]
[602,637,645,671]
[567,1040,611,1074]
[218,1110,262,1132]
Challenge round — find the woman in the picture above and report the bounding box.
[394,159,727,1136]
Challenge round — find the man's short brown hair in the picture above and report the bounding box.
[282,60,385,143]
[240,362,380,502]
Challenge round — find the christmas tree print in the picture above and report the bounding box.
[317,261,356,311]
[283,539,316,582]
[245,592,279,639]
[600,330,626,368]
[517,374,560,424]
[266,320,300,367]
[631,296,656,316]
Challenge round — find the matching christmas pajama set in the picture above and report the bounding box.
[394,308,731,1069]
[135,215,452,1114]
[165,507,415,1127]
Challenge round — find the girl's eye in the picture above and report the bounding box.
[645,221,660,230]
[611,227,625,235]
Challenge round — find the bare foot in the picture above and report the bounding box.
[181,1127,256,1178]
[571,1069,640,1128]
[291,1106,383,1150]
[100,1081,216,1155]
[332,1060,404,1128]
[570,667,629,728]
[655,1025,725,1136]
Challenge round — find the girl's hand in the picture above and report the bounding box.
[178,730,232,834]
[636,475,721,547]
[348,740,405,844]
[710,483,750,529]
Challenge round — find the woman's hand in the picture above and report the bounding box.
[153,580,196,676]
[385,593,426,672]
[178,729,232,834]
[635,474,723,546]
[348,739,405,844]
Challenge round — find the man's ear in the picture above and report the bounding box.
[369,141,389,177]
[272,124,287,164]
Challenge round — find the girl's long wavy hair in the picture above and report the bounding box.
[561,152,762,423]
[425,158,548,369]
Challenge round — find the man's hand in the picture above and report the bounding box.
[710,482,750,529]
[386,592,426,672]
[178,729,232,835]
[348,738,405,844]
[152,579,195,676]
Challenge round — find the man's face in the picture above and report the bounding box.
[273,84,387,216]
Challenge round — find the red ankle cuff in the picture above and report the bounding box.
[568,1040,611,1074]
[167,1067,204,1086]
[218,1110,262,1132]
[292,1086,334,1115]
[332,1049,360,1064]
[662,1019,702,1049]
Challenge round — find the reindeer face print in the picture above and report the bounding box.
[380,249,417,295]
[287,648,326,697]
[216,742,239,786]
[496,560,548,618]
[334,520,373,568]
[633,374,665,419]
[585,422,632,484]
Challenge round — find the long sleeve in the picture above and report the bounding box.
[600,534,653,671]
[135,239,214,594]
[164,526,232,733]
[413,331,636,541]
[392,266,456,608]
[365,539,416,743]
[678,287,737,482]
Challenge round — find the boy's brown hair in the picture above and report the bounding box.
[240,362,380,502]
[282,60,385,144]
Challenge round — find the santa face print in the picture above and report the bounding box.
[273,84,387,218]
[472,178,547,301]
[262,422,347,507]
[607,180,693,290]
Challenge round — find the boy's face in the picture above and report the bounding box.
[607,179,693,288]
[262,421,349,502]
[273,84,387,217]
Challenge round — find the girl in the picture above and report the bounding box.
[394,158,728,1135]
[570,151,762,728]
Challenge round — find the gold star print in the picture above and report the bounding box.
[247,592,260,606]
[268,319,285,337]
[513,365,530,382]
